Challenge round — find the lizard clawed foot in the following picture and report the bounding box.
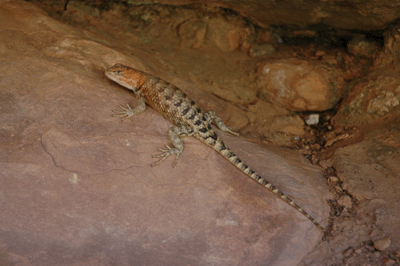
[112,104,134,121]
[151,145,181,167]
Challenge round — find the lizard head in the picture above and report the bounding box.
[105,63,146,94]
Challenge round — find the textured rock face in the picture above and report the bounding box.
[332,25,400,127]
[100,0,400,30]
[333,74,400,126]
[0,1,329,265]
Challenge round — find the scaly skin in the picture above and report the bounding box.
[105,63,326,233]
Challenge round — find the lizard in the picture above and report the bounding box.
[105,63,326,234]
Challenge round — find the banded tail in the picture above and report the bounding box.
[198,134,326,233]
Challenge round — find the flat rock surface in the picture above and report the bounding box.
[301,123,400,265]
[0,1,329,265]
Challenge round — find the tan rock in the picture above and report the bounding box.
[205,18,250,52]
[324,133,349,147]
[333,75,400,127]
[337,195,353,209]
[268,115,305,136]
[384,258,397,266]
[250,44,276,57]
[373,238,391,251]
[177,18,207,49]
[258,59,345,111]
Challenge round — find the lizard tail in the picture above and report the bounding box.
[200,135,326,233]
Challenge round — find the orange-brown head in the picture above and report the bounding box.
[105,64,146,95]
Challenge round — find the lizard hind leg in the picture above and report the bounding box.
[152,125,194,167]
[203,111,239,136]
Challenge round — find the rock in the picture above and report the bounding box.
[384,258,397,266]
[343,247,354,258]
[324,131,336,140]
[324,133,349,147]
[250,44,276,57]
[301,128,400,265]
[333,74,400,127]
[257,30,276,44]
[331,23,400,128]
[394,249,400,257]
[31,0,400,31]
[205,17,250,52]
[333,140,393,201]
[347,35,379,58]
[0,1,329,265]
[177,18,207,49]
[368,90,400,115]
[337,195,353,209]
[305,114,319,125]
[373,238,391,251]
[268,115,305,136]
[328,175,339,183]
[258,59,345,111]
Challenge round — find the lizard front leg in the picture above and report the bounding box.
[113,96,146,121]
[152,125,194,167]
[203,110,239,136]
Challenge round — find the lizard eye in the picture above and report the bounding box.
[116,70,121,74]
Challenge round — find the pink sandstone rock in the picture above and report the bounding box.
[0,1,330,265]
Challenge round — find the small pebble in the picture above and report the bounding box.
[334,185,343,192]
[337,195,353,209]
[355,247,363,254]
[374,238,391,251]
[250,44,276,57]
[311,155,318,164]
[334,126,344,134]
[305,114,319,125]
[328,176,339,183]
[384,258,396,266]
[343,247,354,258]
[325,131,336,140]
[311,143,321,150]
